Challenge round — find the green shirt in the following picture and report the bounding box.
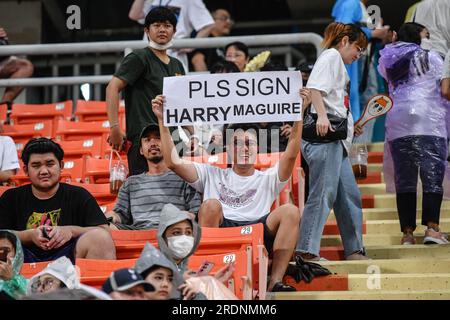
[114,47,185,145]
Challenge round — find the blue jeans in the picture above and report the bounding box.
[296,140,365,257]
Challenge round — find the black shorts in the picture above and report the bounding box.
[220,213,275,254]
[23,237,80,264]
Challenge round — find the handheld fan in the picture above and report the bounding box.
[355,94,393,127]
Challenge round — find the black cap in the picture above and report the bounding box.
[102,268,155,294]
[139,123,160,147]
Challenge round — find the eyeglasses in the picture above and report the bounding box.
[31,277,58,292]
[355,45,365,55]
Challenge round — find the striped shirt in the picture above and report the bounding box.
[113,171,201,229]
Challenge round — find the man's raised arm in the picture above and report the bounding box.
[278,88,311,182]
[152,95,199,183]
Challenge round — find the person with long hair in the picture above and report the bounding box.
[296,22,369,261]
[379,22,450,245]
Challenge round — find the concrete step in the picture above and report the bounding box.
[367,142,384,153]
[355,172,384,185]
[269,289,450,300]
[328,208,450,221]
[362,194,450,209]
[347,273,450,291]
[359,183,387,196]
[318,244,450,260]
[368,163,383,173]
[366,244,450,259]
[315,258,450,274]
[321,234,426,246]
[366,219,450,235]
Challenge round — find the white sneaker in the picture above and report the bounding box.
[423,228,450,245]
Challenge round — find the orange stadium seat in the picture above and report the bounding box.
[55,120,110,143]
[255,152,283,170]
[76,258,137,288]
[9,101,73,137]
[74,100,125,123]
[20,261,49,278]
[99,202,117,214]
[0,103,7,123]
[84,158,124,184]
[188,250,252,300]
[58,137,103,160]
[199,224,268,300]
[3,120,53,142]
[69,182,117,205]
[112,230,158,259]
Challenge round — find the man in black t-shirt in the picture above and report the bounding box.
[106,7,186,176]
[0,138,116,263]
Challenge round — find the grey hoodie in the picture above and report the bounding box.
[157,203,202,275]
[134,242,184,299]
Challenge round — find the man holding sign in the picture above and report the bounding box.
[152,76,310,292]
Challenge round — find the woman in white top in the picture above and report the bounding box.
[296,22,369,261]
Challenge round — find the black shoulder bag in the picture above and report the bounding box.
[302,106,349,144]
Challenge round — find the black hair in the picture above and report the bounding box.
[140,265,173,280]
[210,59,240,73]
[144,6,177,30]
[21,138,64,166]
[295,62,315,74]
[224,41,249,58]
[0,230,17,253]
[260,60,288,71]
[397,22,427,45]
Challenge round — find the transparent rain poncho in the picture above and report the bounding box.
[378,42,450,198]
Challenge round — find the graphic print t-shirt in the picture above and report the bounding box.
[0,183,107,251]
[190,163,287,222]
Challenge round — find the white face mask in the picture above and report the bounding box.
[148,39,174,51]
[167,235,194,260]
[420,38,432,50]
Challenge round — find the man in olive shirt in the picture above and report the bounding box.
[107,7,185,175]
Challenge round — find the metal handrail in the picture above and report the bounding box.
[0,33,323,56]
[0,33,323,88]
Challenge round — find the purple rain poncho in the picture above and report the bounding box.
[377,42,450,199]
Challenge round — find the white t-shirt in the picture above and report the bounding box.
[442,50,450,80]
[414,0,450,58]
[190,163,287,222]
[140,0,214,72]
[306,48,354,153]
[0,136,20,172]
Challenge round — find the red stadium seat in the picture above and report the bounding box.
[3,120,53,141]
[69,182,117,205]
[74,100,125,123]
[20,262,49,278]
[188,250,252,300]
[58,137,103,160]
[55,120,110,143]
[10,101,73,137]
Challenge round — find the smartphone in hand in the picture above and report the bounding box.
[41,227,51,240]
[0,249,9,262]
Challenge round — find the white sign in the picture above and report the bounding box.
[163,71,302,127]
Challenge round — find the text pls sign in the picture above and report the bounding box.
[163,71,302,127]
